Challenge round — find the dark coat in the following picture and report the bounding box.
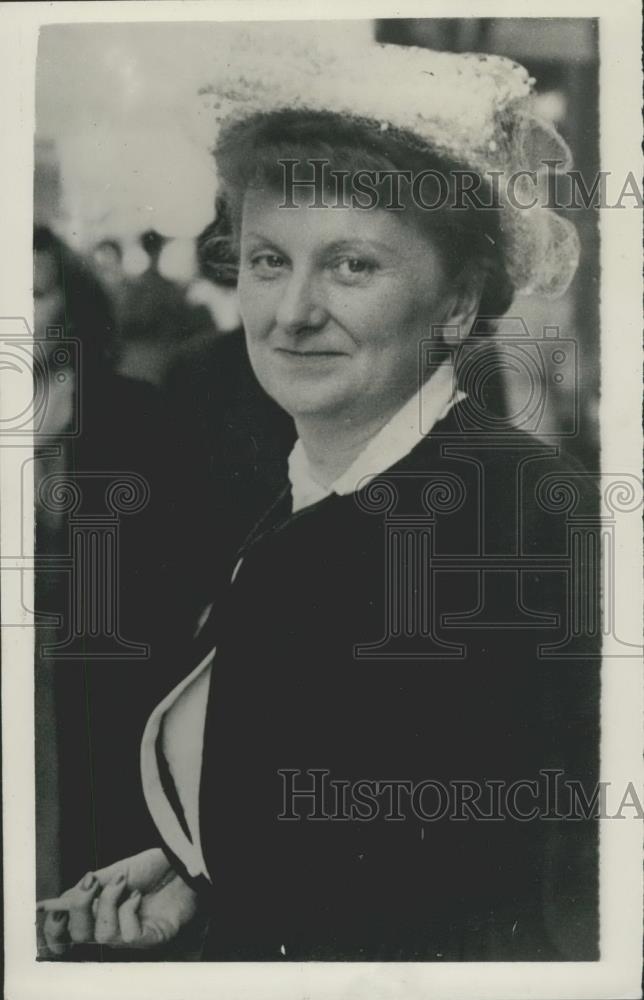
[35,375,192,890]
[164,402,600,962]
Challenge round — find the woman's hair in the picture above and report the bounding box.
[196,202,239,288]
[204,110,515,324]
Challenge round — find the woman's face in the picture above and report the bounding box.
[238,186,458,424]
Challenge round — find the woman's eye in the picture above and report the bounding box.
[249,253,286,278]
[333,257,377,283]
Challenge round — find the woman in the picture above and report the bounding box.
[38,40,599,961]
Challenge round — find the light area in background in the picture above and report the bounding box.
[158,239,200,284]
[120,237,200,284]
[534,90,568,125]
[55,126,218,244]
[121,242,151,277]
[36,20,375,250]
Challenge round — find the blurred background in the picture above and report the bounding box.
[34,19,600,961]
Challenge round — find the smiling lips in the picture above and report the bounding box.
[275,347,347,358]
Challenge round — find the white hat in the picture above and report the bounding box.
[199,33,579,298]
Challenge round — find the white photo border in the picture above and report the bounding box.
[1,2,642,998]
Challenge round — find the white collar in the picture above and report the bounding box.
[288,360,466,513]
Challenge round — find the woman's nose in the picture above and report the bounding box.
[275,270,328,334]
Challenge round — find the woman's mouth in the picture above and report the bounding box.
[275,348,347,358]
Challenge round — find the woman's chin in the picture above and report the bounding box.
[281,398,348,420]
[253,365,353,419]
[268,383,353,420]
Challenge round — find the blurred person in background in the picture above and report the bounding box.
[115,229,215,386]
[33,226,191,914]
[89,237,130,337]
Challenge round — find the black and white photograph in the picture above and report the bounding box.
[0,3,642,999]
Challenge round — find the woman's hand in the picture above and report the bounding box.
[37,848,199,956]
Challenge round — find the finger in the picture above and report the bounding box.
[118,890,143,945]
[68,873,101,943]
[91,859,127,889]
[37,877,97,913]
[37,898,75,913]
[93,848,168,894]
[94,873,128,944]
[43,910,69,957]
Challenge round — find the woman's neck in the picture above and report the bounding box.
[294,408,396,488]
